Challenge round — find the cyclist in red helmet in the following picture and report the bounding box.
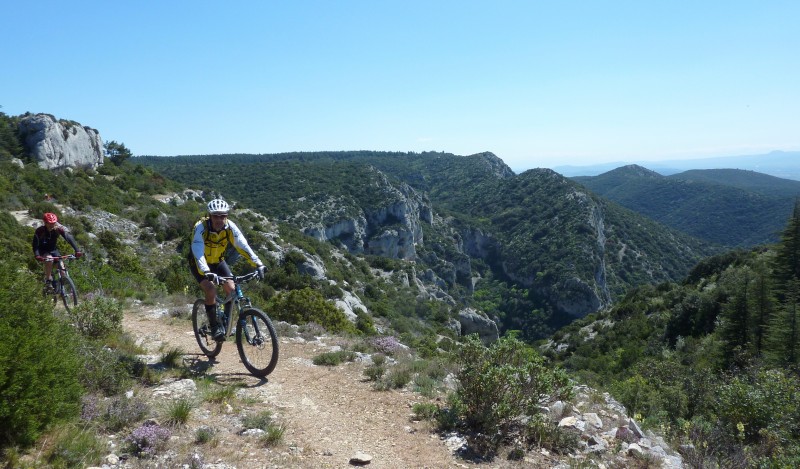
[33,212,83,288]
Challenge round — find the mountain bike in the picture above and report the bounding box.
[39,254,78,311]
[191,271,279,377]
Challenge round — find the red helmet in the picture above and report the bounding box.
[43,212,58,224]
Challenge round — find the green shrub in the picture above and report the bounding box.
[355,308,376,334]
[44,423,105,469]
[448,335,573,450]
[267,287,356,333]
[260,424,285,447]
[313,349,356,366]
[156,255,196,294]
[413,374,438,397]
[0,256,84,449]
[240,410,284,447]
[374,365,413,391]
[164,398,194,427]
[716,367,800,445]
[66,295,124,339]
[363,363,386,381]
[159,346,185,368]
[195,426,216,445]
[242,410,276,431]
[202,384,238,404]
[411,402,439,421]
[525,417,580,455]
[78,343,144,395]
[610,374,658,418]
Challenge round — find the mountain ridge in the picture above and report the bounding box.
[552,150,800,179]
[574,166,800,247]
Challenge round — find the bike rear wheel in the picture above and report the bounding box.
[192,299,223,357]
[60,274,78,311]
[236,308,279,377]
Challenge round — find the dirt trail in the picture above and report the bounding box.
[122,307,508,469]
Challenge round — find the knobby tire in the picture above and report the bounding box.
[236,308,279,377]
[192,299,223,357]
[60,274,78,311]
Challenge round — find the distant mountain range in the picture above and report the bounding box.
[573,165,800,247]
[552,151,800,180]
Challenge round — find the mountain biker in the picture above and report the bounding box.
[190,198,266,341]
[32,212,83,289]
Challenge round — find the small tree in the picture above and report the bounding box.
[104,140,132,166]
[449,335,573,450]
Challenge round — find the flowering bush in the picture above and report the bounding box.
[125,423,171,457]
[105,395,149,432]
[371,335,402,354]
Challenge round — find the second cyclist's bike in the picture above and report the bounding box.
[39,254,78,311]
[191,271,279,377]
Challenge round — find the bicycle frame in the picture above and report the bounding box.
[39,254,78,310]
[40,254,74,284]
[52,255,72,278]
[214,272,259,336]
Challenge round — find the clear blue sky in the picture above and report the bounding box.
[3,1,798,172]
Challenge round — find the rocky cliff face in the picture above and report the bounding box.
[19,113,104,170]
[302,176,432,261]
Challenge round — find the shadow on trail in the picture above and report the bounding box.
[183,353,269,387]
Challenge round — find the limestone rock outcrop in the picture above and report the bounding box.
[302,176,431,261]
[19,113,104,170]
[457,308,499,344]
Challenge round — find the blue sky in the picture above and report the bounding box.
[3,1,798,172]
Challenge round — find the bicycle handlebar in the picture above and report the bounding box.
[211,271,260,285]
[38,254,77,262]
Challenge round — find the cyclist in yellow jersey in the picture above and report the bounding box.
[189,198,266,341]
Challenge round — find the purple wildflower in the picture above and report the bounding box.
[371,335,402,354]
[126,423,171,456]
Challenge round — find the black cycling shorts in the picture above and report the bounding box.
[188,253,233,283]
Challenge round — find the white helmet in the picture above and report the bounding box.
[207,198,230,215]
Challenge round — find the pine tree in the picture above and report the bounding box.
[765,278,800,368]
[750,260,775,356]
[773,198,800,297]
[0,111,23,160]
[718,267,752,366]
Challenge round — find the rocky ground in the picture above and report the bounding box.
[92,303,685,469]
[114,304,516,468]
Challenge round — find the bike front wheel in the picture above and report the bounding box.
[60,274,78,311]
[236,308,279,377]
[192,299,223,357]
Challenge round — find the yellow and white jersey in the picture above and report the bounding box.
[190,217,262,274]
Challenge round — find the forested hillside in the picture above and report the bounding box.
[544,204,800,466]
[574,165,800,247]
[140,151,716,336]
